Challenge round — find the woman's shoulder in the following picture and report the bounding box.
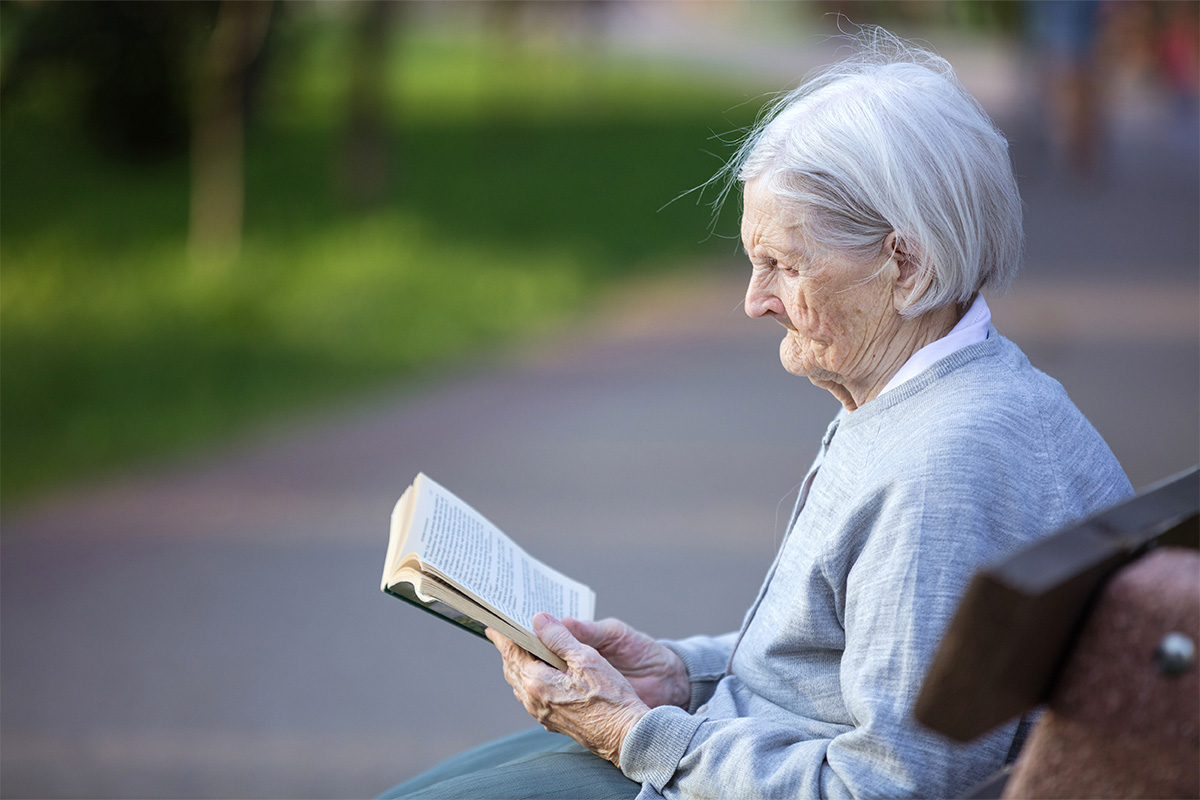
[848,334,1130,522]
[871,334,1083,434]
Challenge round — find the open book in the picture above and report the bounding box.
[380,473,596,670]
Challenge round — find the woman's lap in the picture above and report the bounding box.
[378,727,640,799]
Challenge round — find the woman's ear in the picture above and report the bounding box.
[883,232,926,311]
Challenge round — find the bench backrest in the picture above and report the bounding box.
[915,467,1199,742]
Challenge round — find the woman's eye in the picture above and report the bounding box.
[767,257,778,268]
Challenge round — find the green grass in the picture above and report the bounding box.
[1,17,760,503]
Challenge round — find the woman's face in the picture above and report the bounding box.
[741,178,894,389]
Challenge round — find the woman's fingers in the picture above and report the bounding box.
[485,628,524,674]
[487,625,650,767]
[531,613,594,666]
[563,616,632,651]
[487,630,535,697]
[560,617,595,643]
[487,627,566,717]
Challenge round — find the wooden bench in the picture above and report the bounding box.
[915,467,1200,799]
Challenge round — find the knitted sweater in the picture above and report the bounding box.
[619,332,1132,799]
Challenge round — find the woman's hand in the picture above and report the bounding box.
[560,617,690,710]
[486,613,655,768]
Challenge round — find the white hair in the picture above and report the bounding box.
[732,28,1023,317]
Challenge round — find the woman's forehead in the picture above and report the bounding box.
[741,182,809,249]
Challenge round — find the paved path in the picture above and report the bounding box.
[3,13,1197,800]
[4,264,1195,798]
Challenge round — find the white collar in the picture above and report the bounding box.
[877,295,991,398]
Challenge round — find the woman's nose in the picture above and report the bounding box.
[745,277,784,319]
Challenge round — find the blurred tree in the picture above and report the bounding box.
[336,0,397,209]
[0,1,211,161]
[189,0,273,270]
[0,0,273,266]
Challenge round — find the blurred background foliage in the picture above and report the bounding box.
[1,1,777,502]
[2,0,1192,504]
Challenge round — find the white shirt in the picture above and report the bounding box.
[878,294,991,398]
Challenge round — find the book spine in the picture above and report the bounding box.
[384,586,490,641]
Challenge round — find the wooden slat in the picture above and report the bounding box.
[914,467,1199,742]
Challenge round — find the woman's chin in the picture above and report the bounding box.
[779,336,816,378]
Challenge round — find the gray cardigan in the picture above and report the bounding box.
[619,332,1132,799]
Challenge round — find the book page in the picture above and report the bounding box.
[409,474,595,630]
[381,484,416,591]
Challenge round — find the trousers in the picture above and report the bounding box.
[378,727,642,799]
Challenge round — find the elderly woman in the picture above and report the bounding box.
[381,31,1131,800]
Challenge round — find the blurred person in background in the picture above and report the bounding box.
[380,28,1131,800]
[1158,1,1200,152]
[1026,0,1104,179]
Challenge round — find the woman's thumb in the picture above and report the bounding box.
[532,613,582,660]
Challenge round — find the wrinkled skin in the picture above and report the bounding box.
[487,613,689,768]
[741,177,959,410]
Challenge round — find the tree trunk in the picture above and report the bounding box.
[189,0,272,271]
[338,0,396,209]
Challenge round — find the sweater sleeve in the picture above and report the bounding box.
[659,632,737,714]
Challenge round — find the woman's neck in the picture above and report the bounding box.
[814,304,962,412]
